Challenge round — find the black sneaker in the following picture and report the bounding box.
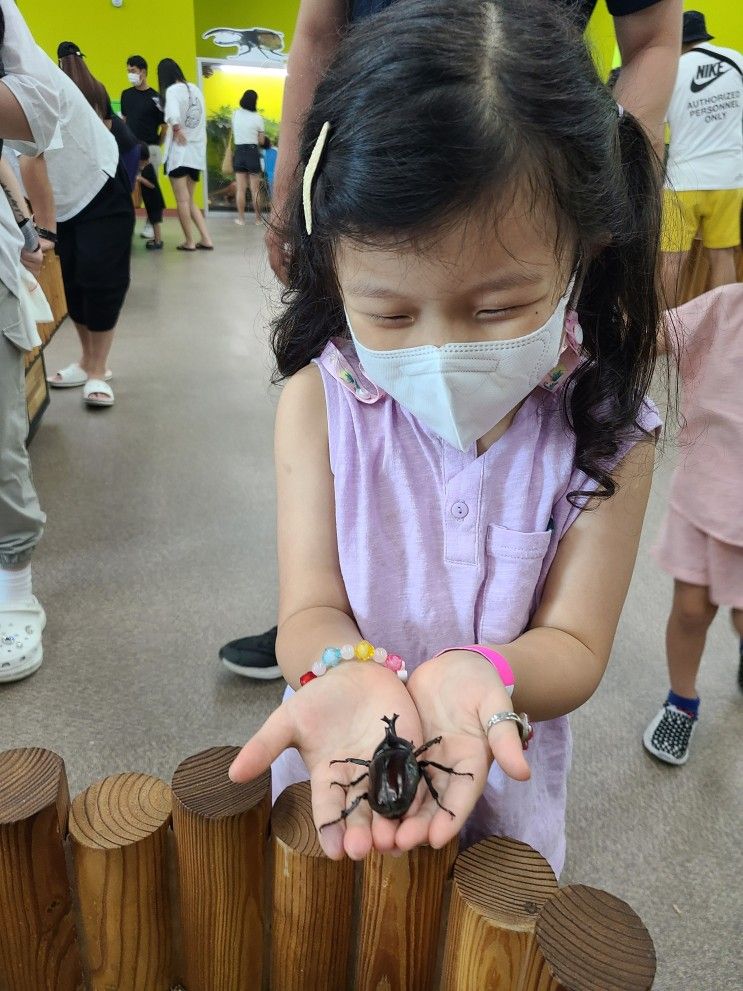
[643,703,696,765]
[219,626,281,680]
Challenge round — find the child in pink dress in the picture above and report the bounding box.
[644,284,743,765]
[229,0,665,874]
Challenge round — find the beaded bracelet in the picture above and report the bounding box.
[299,640,407,686]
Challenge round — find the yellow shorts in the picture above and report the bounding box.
[661,187,743,253]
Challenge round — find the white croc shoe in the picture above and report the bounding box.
[0,596,46,683]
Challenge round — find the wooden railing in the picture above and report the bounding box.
[0,745,657,990]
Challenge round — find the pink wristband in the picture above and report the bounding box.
[436,645,515,696]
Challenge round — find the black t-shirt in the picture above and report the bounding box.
[120,86,165,145]
[349,0,664,30]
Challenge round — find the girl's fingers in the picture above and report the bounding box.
[371,812,399,852]
[228,704,295,783]
[485,720,531,782]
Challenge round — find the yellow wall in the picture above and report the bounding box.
[586,0,743,81]
[203,69,285,130]
[18,0,197,208]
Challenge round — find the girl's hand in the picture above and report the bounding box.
[396,651,531,852]
[229,663,423,860]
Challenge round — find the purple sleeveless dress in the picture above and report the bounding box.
[271,337,661,875]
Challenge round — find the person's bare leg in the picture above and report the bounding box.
[249,173,263,223]
[706,247,737,290]
[660,250,688,310]
[187,177,213,247]
[235,172,247,224]
[48,321,93,383]
[665,580,717,698]
[171,175,195,247]
[80,328,115,401]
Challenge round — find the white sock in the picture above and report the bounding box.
[0,564,33,606]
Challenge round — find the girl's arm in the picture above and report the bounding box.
[492,438,655,721]
[230,364,425,860]
[138,175,155,189]
[274,365,363,686]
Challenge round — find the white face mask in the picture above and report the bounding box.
[348,279,575,451]
[127,71,141,85]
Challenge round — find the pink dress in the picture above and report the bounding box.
[271,337,661,875]
[665,285,743,548]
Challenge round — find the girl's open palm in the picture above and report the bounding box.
[229,663,423,860]
[396,651,531,852]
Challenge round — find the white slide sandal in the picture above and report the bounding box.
[48,363,113,388]
[83,378,115,407]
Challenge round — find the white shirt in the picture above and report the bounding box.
[232,109,264,146]
[665,45,743,191]
[33,66,119,223]
[0,0,61,323]
[163,82,206,173]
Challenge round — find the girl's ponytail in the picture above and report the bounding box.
[566,108,664,504]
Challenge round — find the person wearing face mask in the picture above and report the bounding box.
[121,55,165,241]
[227,0,664,873]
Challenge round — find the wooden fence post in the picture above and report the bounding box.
[68,772,173,989]
[171,746,271,990]
[270,781,355,991]
[518,885,656,991]
[354,838,457,991]
[0,748,83,991]
[439,836,558,991]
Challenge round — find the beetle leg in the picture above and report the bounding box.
[328,757,371,769]
[330,771,369,792]
[419,767,456,818]
[319,792,370,830]
[413,736,443,757]
[418,759,474,780]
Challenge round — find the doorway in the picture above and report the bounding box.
[197,59,285,218]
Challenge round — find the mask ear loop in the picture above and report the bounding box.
[303,121,331,235]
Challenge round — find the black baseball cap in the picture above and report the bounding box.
[57,41,84,59]
[682,11,713,45]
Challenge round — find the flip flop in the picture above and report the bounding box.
[83,378,115,408]
[48,363,113,388]
[195,243,214,250]
[176,244,196,252]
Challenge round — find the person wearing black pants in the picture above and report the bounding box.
[21,59,134,407]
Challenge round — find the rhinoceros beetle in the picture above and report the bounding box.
[320,714,473,829]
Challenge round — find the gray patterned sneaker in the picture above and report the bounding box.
[643,704,696,765]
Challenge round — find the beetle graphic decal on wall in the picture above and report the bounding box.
[202,27,287,66]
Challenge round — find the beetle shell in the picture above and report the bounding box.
[368,747,420,818]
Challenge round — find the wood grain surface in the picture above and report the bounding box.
[353,837,457,991]
[440,835,558,991]
[0,748,83,991]
[271,781,355,991]
[518,885,656,991]
[171,746,271,991]
[68,772,174,990]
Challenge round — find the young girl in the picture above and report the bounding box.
[643,285,743,766]
[229,0,663,875]
[157,58,213,252]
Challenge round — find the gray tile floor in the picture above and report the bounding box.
[3,218,741,989]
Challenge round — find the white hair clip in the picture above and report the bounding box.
[303,121,331,236]
[616,103,624,118]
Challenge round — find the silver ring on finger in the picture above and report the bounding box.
[484,711,533,750]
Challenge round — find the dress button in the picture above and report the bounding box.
[451,501,469,519]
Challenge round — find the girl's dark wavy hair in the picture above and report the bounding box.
[272,0,664,503]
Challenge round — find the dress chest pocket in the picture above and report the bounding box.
[476,524,552,646]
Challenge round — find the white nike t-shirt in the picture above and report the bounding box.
[665,44,743,191]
